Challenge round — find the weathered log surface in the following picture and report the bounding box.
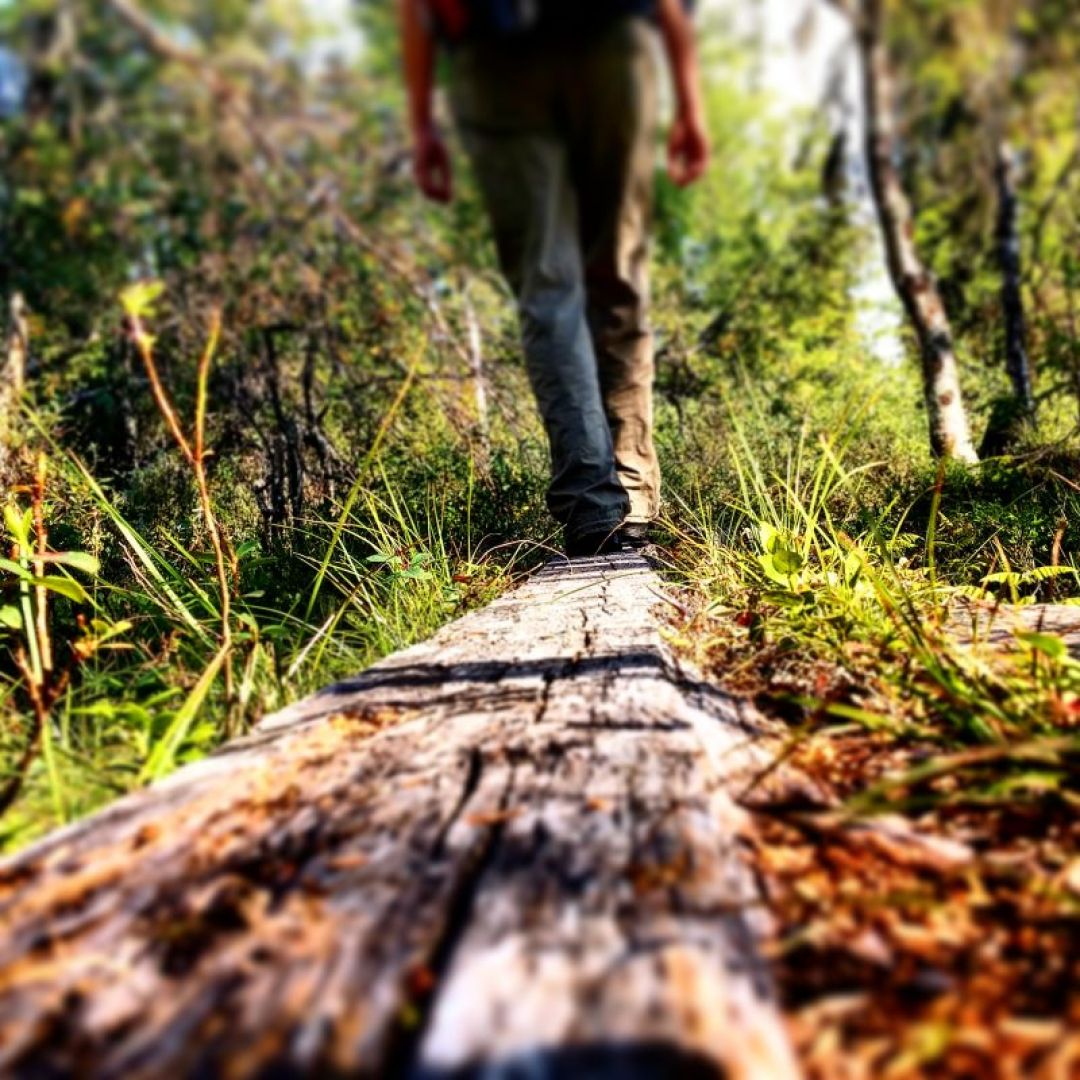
[952,600,1080,656]
[0,552,799,1079]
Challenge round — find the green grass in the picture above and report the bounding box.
[663,392,1080,811]
[0,430,539,852]
[5,4,1080,865]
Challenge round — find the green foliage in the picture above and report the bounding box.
[888,0,1080,440]
[671,411,1080,757]
[0,0,547,848]
[2,0,1079,853]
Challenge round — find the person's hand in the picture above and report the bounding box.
[667,107,710,187]
[413,124,453,203]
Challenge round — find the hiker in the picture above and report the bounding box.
[398,0,709,556]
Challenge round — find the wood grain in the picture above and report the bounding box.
[0,552,799,1079]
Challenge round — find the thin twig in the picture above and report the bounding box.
[128,313,195,464]
[193,310,234,703]
[128,307,235,704]
[32,453,53,674]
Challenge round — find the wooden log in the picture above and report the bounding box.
[951,599,1080,657]
[0,553,799,1079]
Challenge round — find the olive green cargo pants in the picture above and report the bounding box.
[449,17,661,540]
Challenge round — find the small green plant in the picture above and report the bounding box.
[119,281,236,706]
[365,549,435,582]
[0,454,107,817]
[670,404,1080,795]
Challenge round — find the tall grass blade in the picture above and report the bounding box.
[305,356,421,620]
[138,643,229,783]
[67,455,210,640]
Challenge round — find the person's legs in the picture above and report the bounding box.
[449,45,629,541]
[566,18,662,524]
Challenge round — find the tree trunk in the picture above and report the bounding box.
[0,553,800,1079]
[994,139,1034,413]
[1,292,29,483]
[856,0,979,463]
[980,140,1035,457]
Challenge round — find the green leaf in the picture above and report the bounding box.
[762,588,812,607]
[758,521,779,553]
[88,618,133,646]
[0,605,22,629]
[43,551,100,575]
[843,549,864,583]
[139,643,229,783]
[30,576,88,603]
[3,503,31,548]
[119,279,165,319]
[988,771,1064,796]
[73,701,153,725]
[235,538,261,560]
[983,565,1074,586]
[0,557,31,579]
[1015,631,1067,660]
[771,546,804,574]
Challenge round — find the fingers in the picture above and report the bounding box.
[679,141,709,186]
[668,137,708,186]
[419,156,453,202]
[417,150,453,203]
[667,118,710,187]
[413,131,453,203]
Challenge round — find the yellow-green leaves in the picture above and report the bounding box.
[757,521,806,587]
[119,279,165,321]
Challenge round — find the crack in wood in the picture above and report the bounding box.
[430,746,485,860]
[383,760,517,1079]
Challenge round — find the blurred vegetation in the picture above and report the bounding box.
[1,0,1078,868]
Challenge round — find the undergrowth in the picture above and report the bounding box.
[0,431,538,850]
[662,395,1080,1075]
[0,286,544,850]
[668,398,1080,786]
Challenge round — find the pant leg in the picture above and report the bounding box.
[449,45,629,538]
[565,18,662,523]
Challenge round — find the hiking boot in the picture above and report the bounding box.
[617,522,653,549]
[564,529,624,558]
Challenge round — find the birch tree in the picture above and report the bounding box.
[851,0,979,463]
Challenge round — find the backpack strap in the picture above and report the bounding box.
[425,0,470,41]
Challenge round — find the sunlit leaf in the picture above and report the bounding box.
[3,503,31,548]
[29,576,88,604]
[1015,631,1067,660]
[772,546,804,574]
[41,551,100,575]
[0,557,31,579]
[119,279,165,320]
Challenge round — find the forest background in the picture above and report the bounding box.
[1,1,1079,1071]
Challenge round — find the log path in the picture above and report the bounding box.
[0,552,800,1079]
[952,599,1080,656]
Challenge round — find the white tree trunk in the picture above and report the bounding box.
[857,0,979,463]
[1,292,29,482]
